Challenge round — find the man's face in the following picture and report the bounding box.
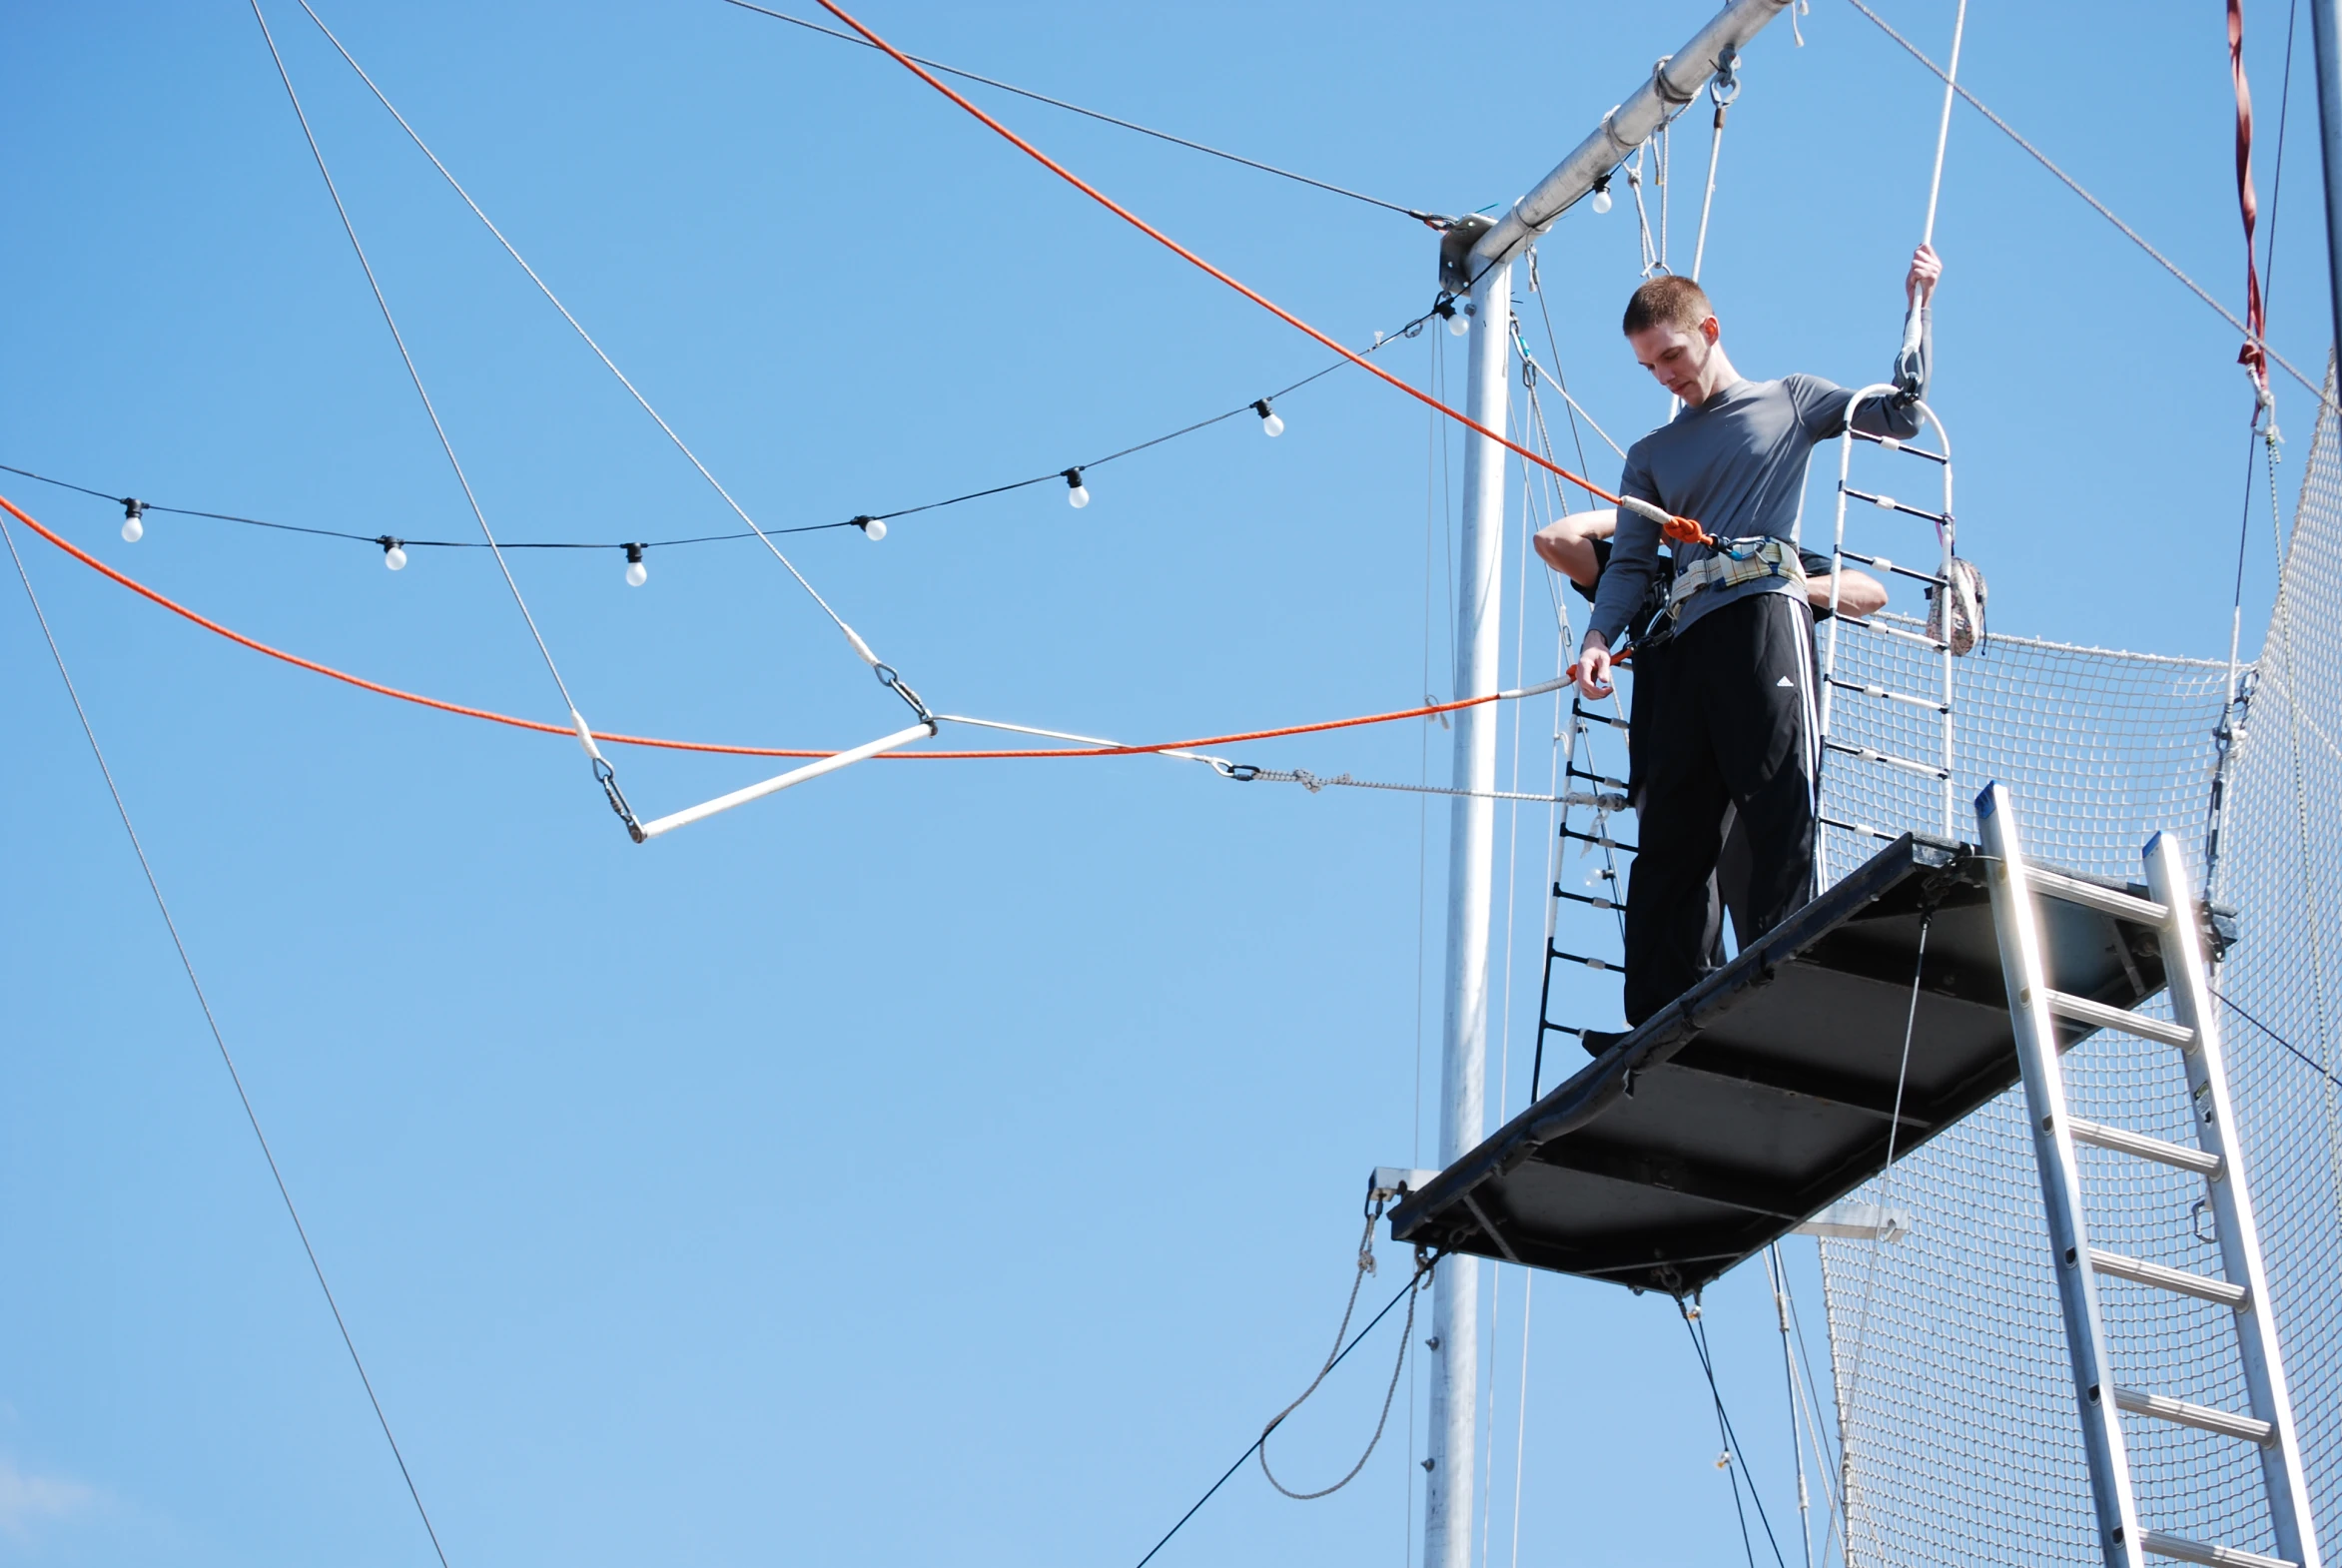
[1627,317,1722,403]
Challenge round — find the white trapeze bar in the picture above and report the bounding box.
[634,721,936,841]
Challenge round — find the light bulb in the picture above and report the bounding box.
[1064,468,1090,509]
[862,517,887,541]
[1253,398,1283,437]
[1590,185,1613,215]
[624,543,647,586]
[121,499,145,543]
[1447,309,1471,338]
[381,538,407,571]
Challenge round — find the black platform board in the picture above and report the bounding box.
[1387,833,2220,1296]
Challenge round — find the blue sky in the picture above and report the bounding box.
[1,2,2326,1565]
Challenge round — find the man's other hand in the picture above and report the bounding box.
[1576,637,1616,699]
[1906,243,1943,308]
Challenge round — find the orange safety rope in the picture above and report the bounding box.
[802,0,1714,550]
[2,491,1549,762]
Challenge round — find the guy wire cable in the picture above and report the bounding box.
[289,0,923,729]
[0,503,455,1568]
[248,0,641,828]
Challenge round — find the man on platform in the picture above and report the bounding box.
[1574,246,1943,1027]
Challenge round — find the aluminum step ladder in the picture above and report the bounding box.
[1977,782,2322,1568]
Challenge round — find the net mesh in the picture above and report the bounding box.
[1808,397,2342,1565]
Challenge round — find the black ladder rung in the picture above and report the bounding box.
[2086,1247,2248,1308]
[1537,1019,1585,1036]
[1560,826,1638,854]
[1547,946,1620,975]
[2061,1116,2222,1177]
[1571,702,1631,731]
[1850,427,1950,463]
[1825,675,1951,714]
[1832,547,1950,587]
[1820,814,1900,843]
[1554,886,1621,912]
[2112,1386,2274,1447]
[2137,1529,2295,1568]
[1823,737,1952,781]
[1567,763,1630,790]
[1839,483,1952,526]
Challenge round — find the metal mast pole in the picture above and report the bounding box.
[2312,0,2342,352]
[1425,254,1512,1568]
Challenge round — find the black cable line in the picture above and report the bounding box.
[0,508,454,1568]
[2213,987,2341,1088]
[715,0,1447,225]
[1132,1261,1431,1568]
[1679,1302,1792,1568]
[2,311,1437,560]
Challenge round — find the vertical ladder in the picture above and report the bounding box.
[1814,393,1959,884]
[1529,697,1634,1102]
[1976,782,2322,1568]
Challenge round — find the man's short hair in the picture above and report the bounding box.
[1622,275,1714,336]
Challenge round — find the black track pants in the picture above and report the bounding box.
[1622,591,1818,1025]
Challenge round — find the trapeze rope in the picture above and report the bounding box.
[805,0,1725,551]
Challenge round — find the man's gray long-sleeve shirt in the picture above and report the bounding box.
[1588,321,1930,645]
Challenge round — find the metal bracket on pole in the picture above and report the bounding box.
[1437,214,1498,296]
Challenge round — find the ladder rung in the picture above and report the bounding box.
[1823,738,1952,781]
[1560,826,1638,854]
[1820,814,1899,843]
[1567,764,1630,790]
[2024,865,2169,927]
[2113,1385,2274,1446]
[1572,703,1630,731]
[1825,675,1951,713]
[2138,1529,2295,1568]
[2040,988,2197,1050]
[1554,887,1620,913]
[2088,1247,2249,1308]
[1833,548,1949,588]
[1839,614,1950,652]
[2064,1117,2223,1177]
[1850,427,1950,463]
[1548,947,1619,975]
[1840,483,1952,525]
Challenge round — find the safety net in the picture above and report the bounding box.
[1809,384,2342,1565]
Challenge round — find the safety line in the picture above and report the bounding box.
[1843,0,2335,414]
[0,506,454,1568]
[1,491,1568,765]
[805,0,1716,550]
[715,0,1446,224]
[291,0,895,685]
[249,0,587,723]
[1132,1264,1431,1568]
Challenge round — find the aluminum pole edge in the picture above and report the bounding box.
[1424,257,1511,1568]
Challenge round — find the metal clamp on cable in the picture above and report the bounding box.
[1210,759,1261,781]
[593,756,647,844]
[873,662,936,729]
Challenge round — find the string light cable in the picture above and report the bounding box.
[713,0,1451,226]
[0,305,1436,577]
[0,503,455,1568]
[796,0,1723,556]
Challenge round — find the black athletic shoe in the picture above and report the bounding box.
[1580,1028,1628,1059]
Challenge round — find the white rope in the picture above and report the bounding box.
[1921,0,1968,248]
[291,0,894,676]
[251,2,587,725]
